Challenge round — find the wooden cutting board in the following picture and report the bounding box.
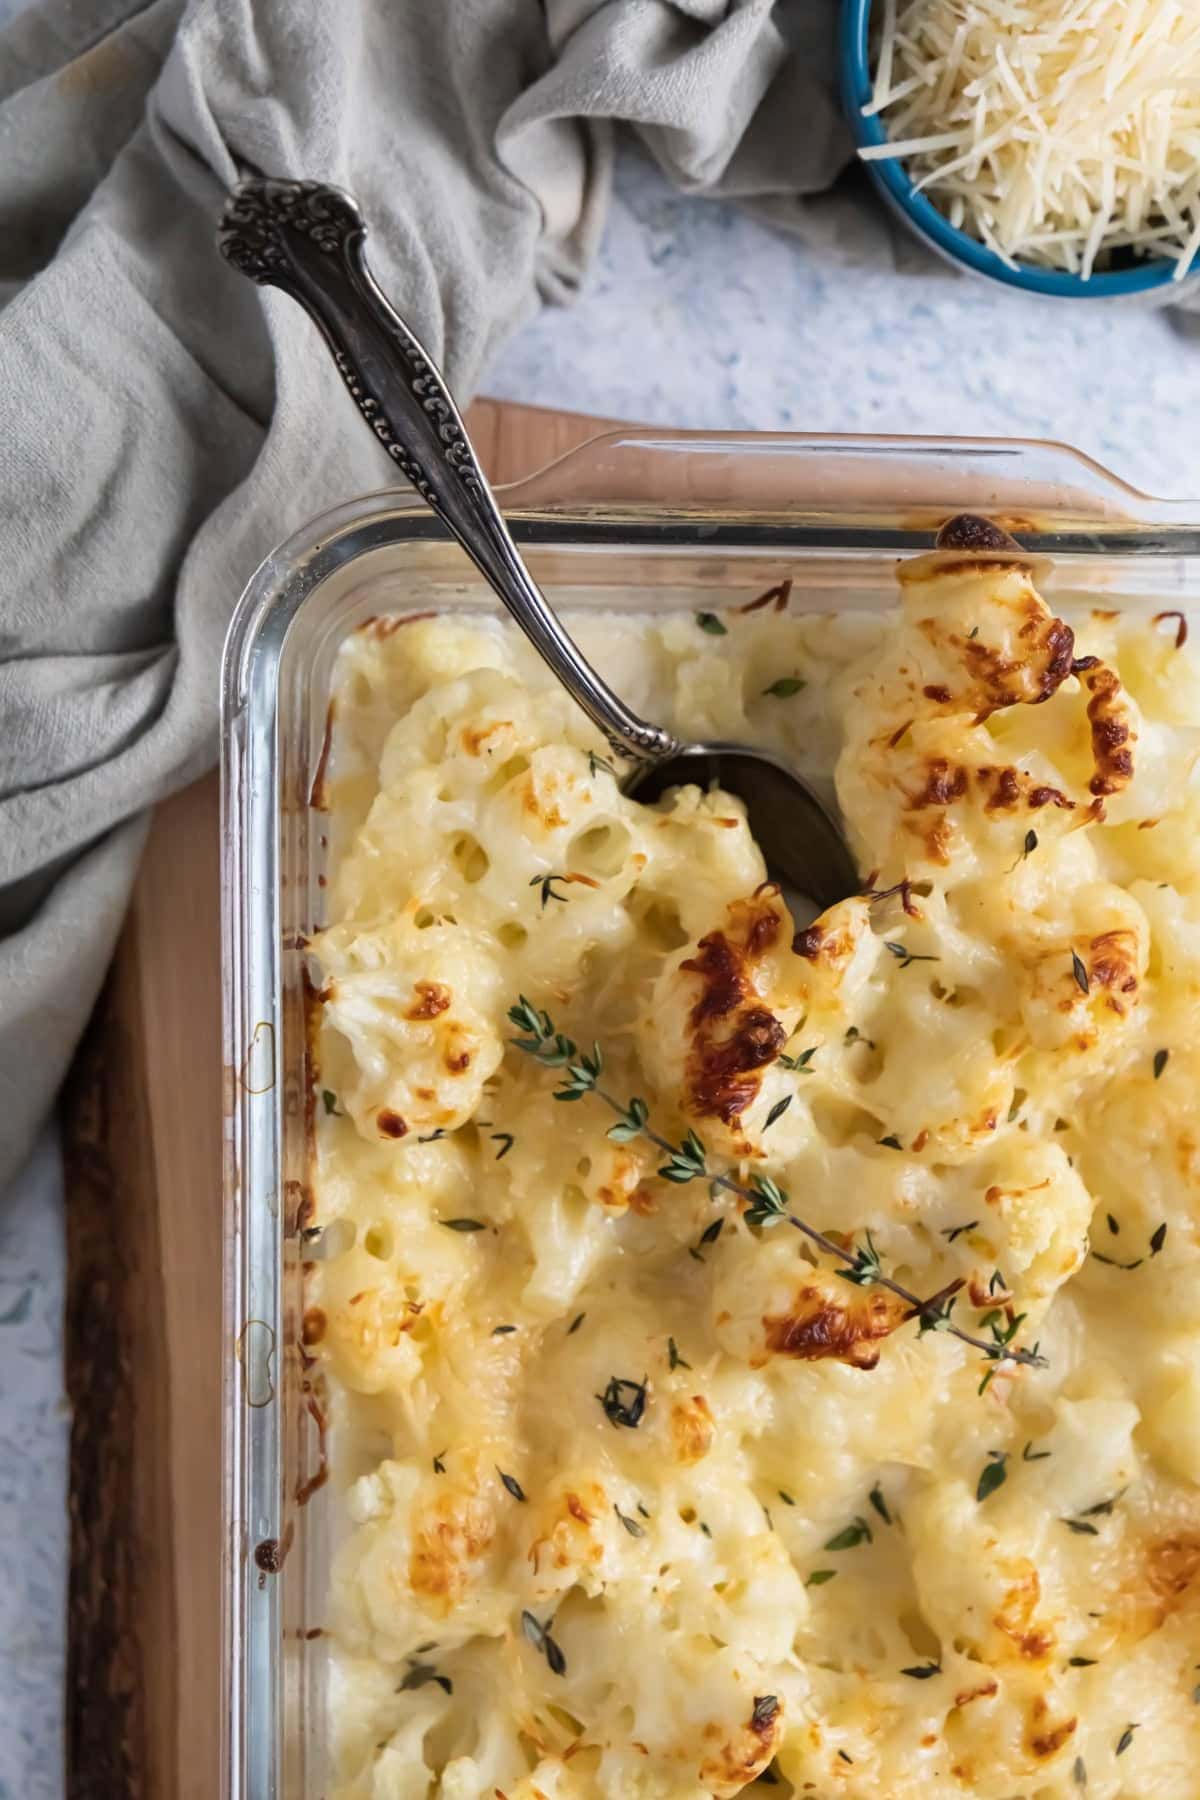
[60,399,624,1800]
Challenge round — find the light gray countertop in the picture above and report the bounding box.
[5,76,1200,1800]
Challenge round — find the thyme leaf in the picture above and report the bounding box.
[1150,1221,1168,1256]
[1060,1518,1100,1536]
[667,1337,691,1371]
[942,1220,979,1242]
[587,750,617,781]
[614,1504,645,1538]
[567,1312,585,1335]
[520,1609,567,1677]
[900,1662,941,1680]
[751,1696,779,1732]
[1154,1048,1169,1079]
[824,1516,872,1551]
[976,1450,1009,1503]
[321,1089,341,1116]
[695,611,727,636]
[778,1045,817,1072]
[884,940,939,969]
[806,1569,837,1586]
[597,1375,648,1429]
[1115,1724,1138,1757]
[868,1483,892,1525]
[1072,950,1090,995]
[1023,829,1038,858]
[398,1663,452,1696]
[1022,1441,1050,1462]
[497,1468,527,1503]
[763,1095,792,1132]
[762,676,805,698]
[529,872,571,910]
[440,1217,486,1233]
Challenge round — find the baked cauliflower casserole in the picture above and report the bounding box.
[306,539,1200,1800]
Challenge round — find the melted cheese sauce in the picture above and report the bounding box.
[310,563,1200,1800]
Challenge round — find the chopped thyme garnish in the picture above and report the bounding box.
[762,676,805,698]
[1022,1441,1050,1462]
[878,1134,904,1150]
[1068,1656,1097,1667]
[587,750,617,781]
[1079,1489,1126,1517]
[398,1662,452,1696]
[1092,1251,1143,1271]
[614,1504,645,1538]
[1072,1755,1086,1786]
[1107,1213,1120,1235]
[698,1217,724,1248]
[750,1696,779,1731]
[763,1095,792,1131]
[884,940,939,969]
[695,611,727,636]
[1154,1048,1169,1079]
[636,1503,650,1519]
[698,1520,712,1538]
[837,1750,853,1765]
[976,1451,1009,1503]
[529,872,571,909]
[806,1568,837,1586]
[507,997,1047,1377]
[900,1662,941,1680]
[868,1483,892,1525]
[778,1045,817,1072]
[520,1609,567,1676]
[418,1128,447,1143]
[844,1025,876,1050]
[1150,1222,1168,1256]
[825,1516,872,1551]
[1023,829,1038,858]
[778,1490,796,1507]
[668,1337,691,1371]
[942,1220,979,1242]
[440,1217,487,1233]
[1060,1517,1100,1535]
[1072,950,1090,994]
[497,1468,527,1502]
[492,1324,517,1336]
[1115,1724,1139,1757]
[432,1451,446,1474]
[597,1375,648,1429]
[321,1089,341,1116]
[566,1312,585,1335]
[491,1131,515,1160]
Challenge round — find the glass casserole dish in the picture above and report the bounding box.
[221,430,1200,1800]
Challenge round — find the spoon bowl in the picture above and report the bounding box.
[218,177,863,910]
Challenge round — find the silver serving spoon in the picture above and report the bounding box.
[218,177,859,909]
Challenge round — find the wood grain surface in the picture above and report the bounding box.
[60,398,621,1800]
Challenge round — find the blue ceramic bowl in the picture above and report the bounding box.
[840,0,1185,299]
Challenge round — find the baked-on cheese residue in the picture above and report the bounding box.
[309,554,1200,1800]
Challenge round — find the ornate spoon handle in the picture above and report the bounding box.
[219,177,682,765]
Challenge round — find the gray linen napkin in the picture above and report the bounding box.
[0,0,851,1184]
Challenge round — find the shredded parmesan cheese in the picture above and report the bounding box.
[862,0,1200,279]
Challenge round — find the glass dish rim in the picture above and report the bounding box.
[220,424,1200,1800]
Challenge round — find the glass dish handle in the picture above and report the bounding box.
[218,177,680,766]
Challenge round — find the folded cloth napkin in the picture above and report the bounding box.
[0,0,855,1184]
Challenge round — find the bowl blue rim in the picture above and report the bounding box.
[840,0,1183,298]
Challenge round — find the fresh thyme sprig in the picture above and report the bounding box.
[506,998,1046,1377]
